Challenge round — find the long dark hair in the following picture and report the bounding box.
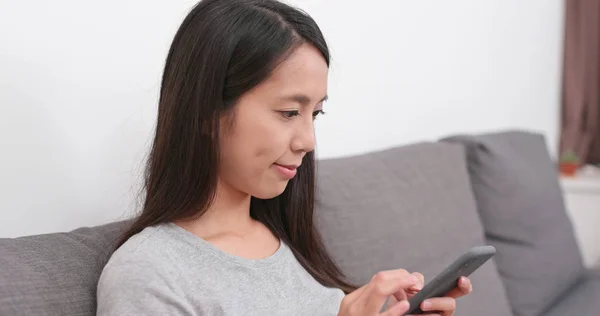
[118,0,356,293]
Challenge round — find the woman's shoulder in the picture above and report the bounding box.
[99,222,210,282]
[100,224,172,282]
[96,224,196,315]
[105,224,167,265]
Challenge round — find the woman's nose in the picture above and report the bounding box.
[291,119,316,153]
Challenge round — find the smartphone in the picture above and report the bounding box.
[404,245,496,315]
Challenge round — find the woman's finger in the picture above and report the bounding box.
[445,276,472,298]
[420,296,456,312]
[386,271,418,303]
[405,272,424,299]
[379,300,410,316]
[408,272,424,291]
[361,270,419,313]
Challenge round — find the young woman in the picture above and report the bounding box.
[96,0,473,315]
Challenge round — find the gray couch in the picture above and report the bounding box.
[1,130,598,315]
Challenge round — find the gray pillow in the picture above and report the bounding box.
[0,220,130,316]
[316,142,513,315]
[544,272,600,316]
[443,130,586,316]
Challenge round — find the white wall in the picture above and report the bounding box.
[0,0,565,237]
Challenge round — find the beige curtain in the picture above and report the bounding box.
[560,0,600,165]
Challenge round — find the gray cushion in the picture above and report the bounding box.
[443,130,586,316]
[544,272,600,316]
[316,142,513,315]
[0,220,130,316]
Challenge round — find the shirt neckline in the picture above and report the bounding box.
[162,222,289,268]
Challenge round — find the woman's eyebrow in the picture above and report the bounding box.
[280,94,328,106]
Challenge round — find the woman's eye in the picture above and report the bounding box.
[280,110,325,120]
[312,110,325,118]
[281,110,300,119]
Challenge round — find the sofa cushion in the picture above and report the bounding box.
[544,272,600,316]
[315,142,513,315]
[443,130,586,316]
[0,220,130,316]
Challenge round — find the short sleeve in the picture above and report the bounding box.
[96,258,196,316]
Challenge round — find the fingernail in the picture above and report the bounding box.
[421,300,432,310]
[411,283,422,290]
[410,275,418,283]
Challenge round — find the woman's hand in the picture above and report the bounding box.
[405,276,473,316]
[337,269,421,316]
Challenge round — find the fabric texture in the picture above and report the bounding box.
[96,223,345,316]
[0,220,130,316]
[443,130,586,316]
[544,271,600,316]
[315,142,513,316]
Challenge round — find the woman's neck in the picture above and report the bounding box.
[173,179,281,260]
[175,179,256,238]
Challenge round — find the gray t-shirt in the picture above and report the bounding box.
[96,222,345,315]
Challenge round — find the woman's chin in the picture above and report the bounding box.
[251,182,289,200]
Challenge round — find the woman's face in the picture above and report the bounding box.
[218,43,328,199]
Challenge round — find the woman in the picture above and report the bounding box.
[96,0,472,315]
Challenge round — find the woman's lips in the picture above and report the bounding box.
[273,163,298,179]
